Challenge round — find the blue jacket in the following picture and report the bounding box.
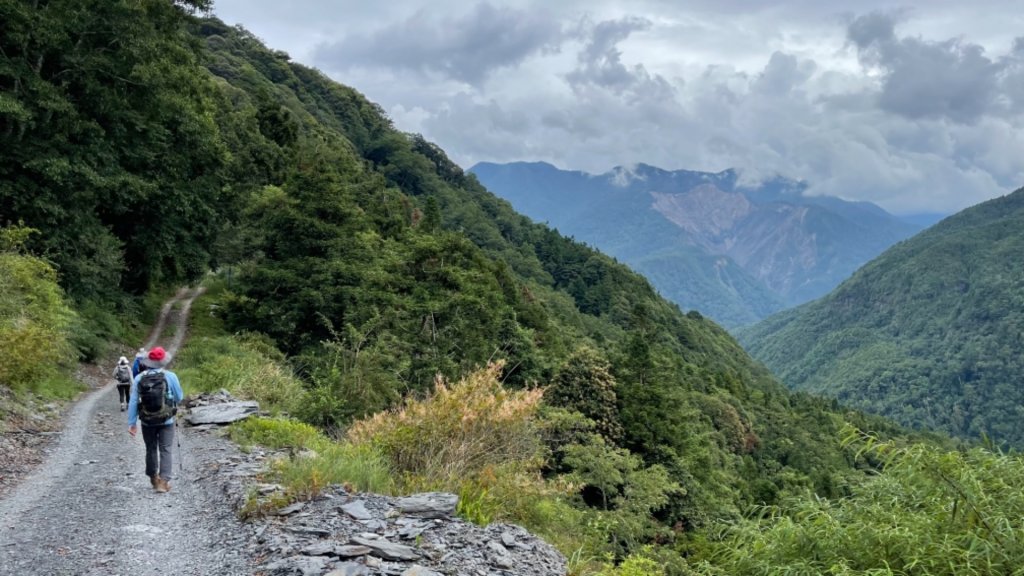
[127,369,183,427]
[131,357,144,379]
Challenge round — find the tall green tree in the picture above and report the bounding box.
[548,346,624,444]
[0,0,224,298]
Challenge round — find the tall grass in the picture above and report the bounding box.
[175,335,306,415]
[344,361,591,533]
[348,361,545,486]
[694,431,1024,575]
[230,417,393,515]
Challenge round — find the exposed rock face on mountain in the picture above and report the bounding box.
[651,185,754,242]
[471,161,924,328]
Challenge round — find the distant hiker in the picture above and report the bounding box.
[112,356,133,412]
[131,347,146,379]
[127,346,183,493]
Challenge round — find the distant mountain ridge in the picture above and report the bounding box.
[471,161,923,328]
[738,187,1024,445]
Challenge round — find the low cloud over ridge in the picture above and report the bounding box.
[215,0,1024,214]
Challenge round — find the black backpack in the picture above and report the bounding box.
[138,370,177,425]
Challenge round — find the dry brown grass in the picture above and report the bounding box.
[347,360,545,486]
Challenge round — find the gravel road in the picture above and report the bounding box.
[0,288,254,576]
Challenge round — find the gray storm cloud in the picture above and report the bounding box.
[848,12,1005,123]
[214,1,1024,214]
[420,12,1023,213]
[312,2,567,85]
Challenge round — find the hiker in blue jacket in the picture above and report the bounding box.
[127,346,183,493]
[130,348,146,379]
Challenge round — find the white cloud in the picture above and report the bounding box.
[211,0,1024,214]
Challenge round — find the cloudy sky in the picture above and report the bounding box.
[211,0,1024,214]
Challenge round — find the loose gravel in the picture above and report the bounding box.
[0,287,252,576]
[0,383,254,576]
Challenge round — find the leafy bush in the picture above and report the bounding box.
[595,550,667,576]
[697,431,1024,575]
[293,329,407,432]
[0,226,77,396]
[69,298,129,362]
[174,335,306,415]
[231,416,323,450]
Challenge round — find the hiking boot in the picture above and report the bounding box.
[149,475,158,488]
[155,478,170,493]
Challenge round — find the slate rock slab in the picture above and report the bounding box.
[341,499,373,520]
[350,535,421,561]
[393,493,458,519]
[185,401,260,425]
[327,564,370,576]
[262,554,331,576]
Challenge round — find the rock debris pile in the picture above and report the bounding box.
[197,440,567,576]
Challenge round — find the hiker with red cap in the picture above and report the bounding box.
[127,346,183,493]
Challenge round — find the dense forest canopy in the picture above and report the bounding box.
[740,189,1024,446]
[0,0,223,300]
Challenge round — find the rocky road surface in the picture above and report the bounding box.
[0,286,568,576]
[0,287,253,576]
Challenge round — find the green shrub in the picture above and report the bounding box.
[595,551,666,576]
[70,299,129,362]
[175,335,306,414]
[231,416,323,451]
[0,227,77,397]
[230,417,393,513]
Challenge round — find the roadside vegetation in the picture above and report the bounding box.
[0,226,80,403]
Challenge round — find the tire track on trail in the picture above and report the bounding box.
[0,286,251,576]
[147,286,206,357]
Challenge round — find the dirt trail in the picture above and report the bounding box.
[0,287,251,576]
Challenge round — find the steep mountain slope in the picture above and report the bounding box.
[191,19,927,527]
[471,161,922,328]
[740,188,1024,445]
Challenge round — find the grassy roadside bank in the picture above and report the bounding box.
[175,275,670,576]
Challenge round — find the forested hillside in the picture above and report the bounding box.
[740,189,1024,445]
[192,16,899,526]
[0,1,978,572]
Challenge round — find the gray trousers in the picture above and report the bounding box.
[141,423,174,481]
